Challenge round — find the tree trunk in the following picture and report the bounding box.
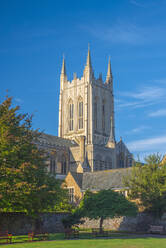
[99,217,104,233]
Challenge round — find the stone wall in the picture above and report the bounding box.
[0,212,68,235]
[79,213,166,232]
[1,212,166,235]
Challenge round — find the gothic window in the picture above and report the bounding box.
[68,187,74,203]
[69,102,74,131]
[104,161,107,170]
[61,155,67,174]
[78,100,83,129]
[99,160,103,170]
[94,97,97,130]
[50,159,56,174]
[95,155,101,171]
[102,100,105,132]
[105,157,112,170]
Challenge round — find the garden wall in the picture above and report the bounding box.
[1,212,166,234]
[0,212,68,235]
[80,213,166,232]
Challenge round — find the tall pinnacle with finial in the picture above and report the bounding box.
[106,116,115,148]
[106,56,112,83]
[86,44,92,68]
[61,56,66,75]
[60,55,67,90]
[84,44,93,82]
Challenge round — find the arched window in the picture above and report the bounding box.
[94,97,97,130]
[69,101,74,131]
[50,159,56,174]
[95,155,101,171]
[61,156,67,174]
[106,157,112,170]
[78,99,83,129]
[102,100,105,132]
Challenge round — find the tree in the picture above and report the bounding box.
[75,189,137,232]
[0,96,67,219]
[124,154,166,218]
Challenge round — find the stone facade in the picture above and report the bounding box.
[35,48,133,203]
[58,48,132,173]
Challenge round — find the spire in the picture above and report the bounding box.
[106,116,115,148]
[86,44,92,68]
[106,56,112,83]
[61,56,66,75]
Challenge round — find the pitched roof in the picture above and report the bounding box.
[36,133,78,148]
[70,172,83,188]
[81,168,131,191]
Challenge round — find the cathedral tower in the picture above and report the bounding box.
[58,48,117,171]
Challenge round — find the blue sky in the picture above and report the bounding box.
[0,0,166,161]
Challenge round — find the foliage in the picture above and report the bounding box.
[124,154,166,218]
[62,210,84,228]
[64,189,137,231]
[0,96,67,217]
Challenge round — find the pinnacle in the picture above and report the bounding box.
[108,116,115,144]
[61,56,66,75]
[106,56,112,83]
[86,45,92,68]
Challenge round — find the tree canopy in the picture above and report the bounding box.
[68,189,137,231]
[0,96,67,217]
[124,154,166,218]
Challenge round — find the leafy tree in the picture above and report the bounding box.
[74,189,137,232]
[124,154,166,218]
[0,96,67,219]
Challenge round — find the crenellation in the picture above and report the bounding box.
[58,47,133,172]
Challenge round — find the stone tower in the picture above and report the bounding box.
[58,48,116,172]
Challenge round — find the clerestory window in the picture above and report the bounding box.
[69,103,74,131]
[94,97,97,130]
[61,156,67,174]
[102,100,105,132]
[78,101,83,129]
[50,159,56,174]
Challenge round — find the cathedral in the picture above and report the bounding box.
[37,48,133,200]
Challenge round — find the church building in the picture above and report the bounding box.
[37,48,133,200]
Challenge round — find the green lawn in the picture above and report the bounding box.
[1,238,166,248]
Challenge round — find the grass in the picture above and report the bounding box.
[1,238,166,248]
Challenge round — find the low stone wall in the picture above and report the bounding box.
[79,213,166,232]
[1,212,166,235]
[0,212,69,235]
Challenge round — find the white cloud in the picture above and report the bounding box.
[130,0,145,7]
[81,20,166,46]
[117,86,166,109]
[122,86,164,101]
[149,109,166,117]
[126,125,150,134]
[127,135,166,152]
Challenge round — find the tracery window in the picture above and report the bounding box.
[106,157,112,170]
[95,155,102,171]
[69,102,74,131]
[78,100,83,129]
[102,100,105,132]
[94,97,97,130]
[50,159,56,174]
[61,155,67,174]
